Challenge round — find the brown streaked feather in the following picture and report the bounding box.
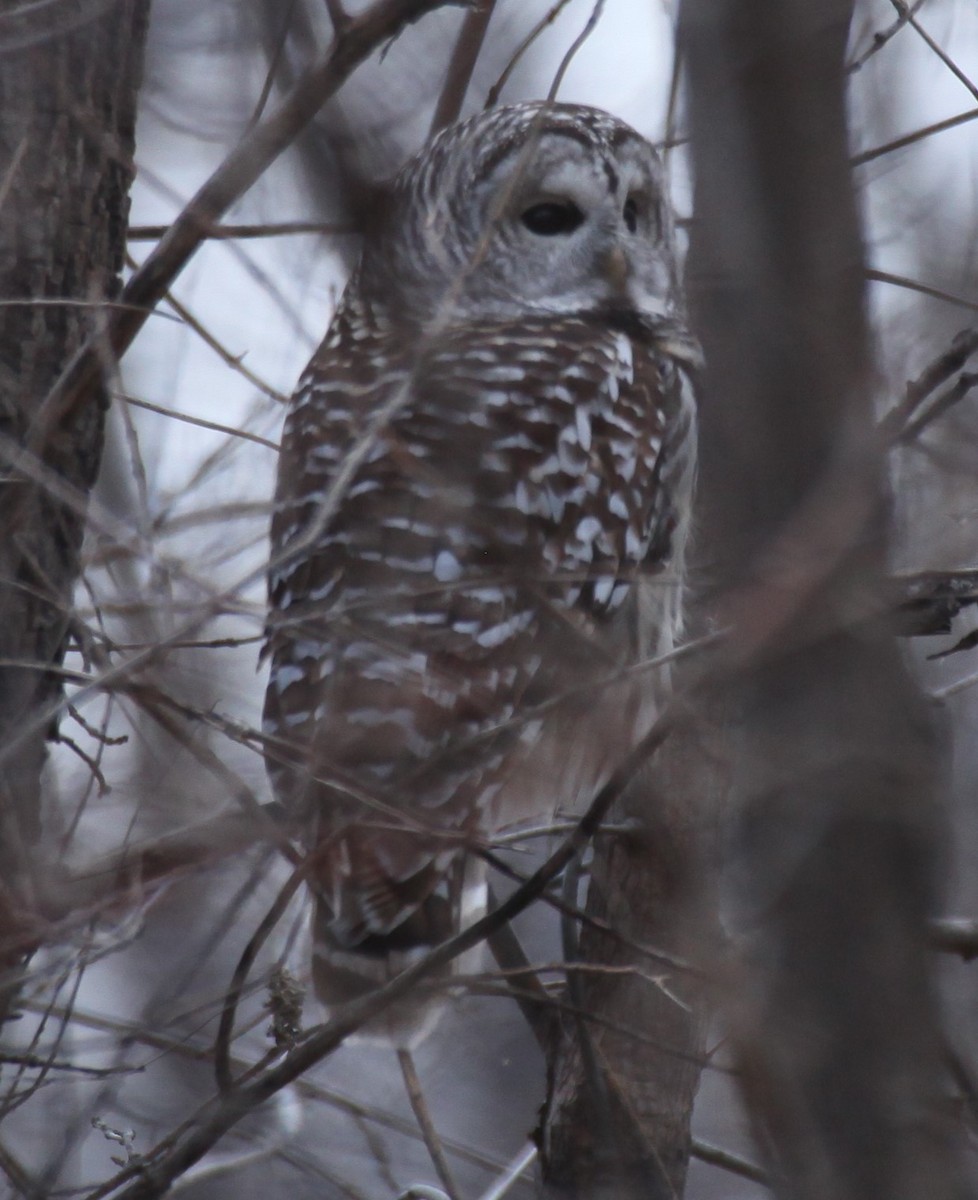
[264,302,692,958]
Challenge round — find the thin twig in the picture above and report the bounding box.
[476,1143,537,1200]
[166,1088,305,1195]
[485,884,555,1050]
[0,802,292,968]
[897,372,978,443]
[215,863,309,1093]
[430,1,497,134]
[846,0,924,74]
[135,156,317,344]
[249,0,303,130]
[690,1138,769,1185]
[1,941,88,1120]
[546,0,606,101]
[853,106,978,167]
[0,0,120,54]
[153,285,290,404]
[469,960,683,998]
[928,629,978,664]
[663,14,683,157]
[491,819,635,846]
[24,1000,509,1177]
[105,633,264,652]
[55,734,111,797]
[87,700,688,1199]
[66,702,128,746]
[893,568,978,639]
[878,328,978,440]
[0,1139,44,1200]
[119,393,280,450]
[434,982,719,1072]
[127,220,354,241]
[398,1048,461,1200]
[892,0,978,105]
[0,1053,136,1078]
[900,329,978,414]
[484,0,576,108]
[0,298,180,319]
[123,247,287,401]
[867,268,978,314]
[480,846,701,977]
[24,0,453,475]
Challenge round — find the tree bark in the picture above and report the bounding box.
[539,730,720,1199]
[0,1,150,1025]
[680,2,969,1197]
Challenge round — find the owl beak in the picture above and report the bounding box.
[604,245,630,296]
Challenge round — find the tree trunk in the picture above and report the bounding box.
[680,2,969,1196]
[0,1,150,1026]
[539,727,721,1198]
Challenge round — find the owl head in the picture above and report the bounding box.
[360,102,679,329]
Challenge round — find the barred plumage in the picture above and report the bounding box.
[262,101,697,1036]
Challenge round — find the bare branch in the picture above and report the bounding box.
[398,1048,462,1200]
[546,0,605,102]
[880,327,978,440]
[84,702,684,1199]
[118,394,280,451]
[0,1138,44,1200]
[476,1144,537,1200]
[898,372,978,444]
[892,0,978,105]
[0,0,120,54]
[690,1138,769,1185]
[215,863,308,1093]
[127,220,355,241]
[485,884,555,1050]
[681,0,967,1194]
[846,0,924,74]
[867,268,978,315]
[22,1000,506,1176]
[22,0,457,478]
[484,0,575,108]
[430,1,497,134]
[894,569,978,638]
[140,267,290,403]
[853,105,978,167]
[248,0,304,130]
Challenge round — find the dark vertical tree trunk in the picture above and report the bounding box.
[0,1,150,1025]
[680,2,969,1197]
[539,731,719,1199]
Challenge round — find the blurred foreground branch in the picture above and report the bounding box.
[681,2,969,1197]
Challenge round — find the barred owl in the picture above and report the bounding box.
[263,102,697,1032]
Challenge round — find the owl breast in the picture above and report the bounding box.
[264,304,693,918]
[260,102,697,1033]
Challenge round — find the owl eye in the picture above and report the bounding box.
[623,196,639,233]
[520,201,584,236]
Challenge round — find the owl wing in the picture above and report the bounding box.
[263,303,695,950]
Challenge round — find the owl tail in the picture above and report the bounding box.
[309,845,487,1045]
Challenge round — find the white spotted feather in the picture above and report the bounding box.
[262,101,697,1035]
